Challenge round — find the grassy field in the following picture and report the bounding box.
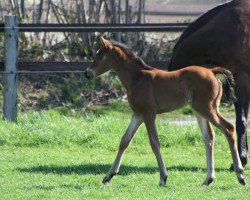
[0,101,249,199]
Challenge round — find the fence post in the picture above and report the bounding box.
[3,15,19,122]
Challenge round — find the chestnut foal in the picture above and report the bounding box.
[84,37,245,186]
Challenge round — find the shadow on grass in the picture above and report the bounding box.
[17,163,157,175]
[23,184,84,191]
[16,163,229,175]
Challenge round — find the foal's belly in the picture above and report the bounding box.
[156,101,189,114]
[154,91,190,114]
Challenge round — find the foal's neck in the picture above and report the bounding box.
[113,57,144,92]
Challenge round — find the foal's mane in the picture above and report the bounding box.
[110,40,153,70]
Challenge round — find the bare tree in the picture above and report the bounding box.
[20,0,25,20]
[134,0,145,55]
[37,0,44,23]
[0,0,148,61]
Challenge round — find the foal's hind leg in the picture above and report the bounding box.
[202,109,246,185]
[195,113,215,185]
[103,114,143,184]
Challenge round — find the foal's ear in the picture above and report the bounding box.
[100,37,113,50]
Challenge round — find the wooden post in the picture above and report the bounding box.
[3,15,19,122]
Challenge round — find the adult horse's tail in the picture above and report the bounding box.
[212,67,237,104]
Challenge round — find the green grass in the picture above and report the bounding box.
[0,101,249,199]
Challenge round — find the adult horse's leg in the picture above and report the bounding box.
[103,114,143,184]
[195,113,215,185]
[234,73,250,167]
[143,112,168,186]
[235,101,249,167]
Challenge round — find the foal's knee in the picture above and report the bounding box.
[119,140,130,151]
[203,130,214,144]
[225,123,236,141]
[228,123,235,133]
[149,137,160,150]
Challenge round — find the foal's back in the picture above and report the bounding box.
[139,66,221,114]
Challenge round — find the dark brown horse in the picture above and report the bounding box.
[84,37,245,186]
[169,0,250,167]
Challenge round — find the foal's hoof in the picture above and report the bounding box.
[159,176,167,187]
[102,177,110,185]
[238,178,246,186]
[203,177,215,186]
[102,173,116,185]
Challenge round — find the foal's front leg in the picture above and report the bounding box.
[143,112,168,186]
[103,114,143,184]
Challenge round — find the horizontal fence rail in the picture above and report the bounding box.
[142,11,202,16]
[0,61,169,73]
[0,23,189,32]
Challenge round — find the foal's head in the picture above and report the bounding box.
[84,37,123,79]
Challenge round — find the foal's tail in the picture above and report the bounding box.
[212,67,237,104]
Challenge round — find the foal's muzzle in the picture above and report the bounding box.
[84,69,94,79]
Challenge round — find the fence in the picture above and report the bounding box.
[0,15,188,122]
